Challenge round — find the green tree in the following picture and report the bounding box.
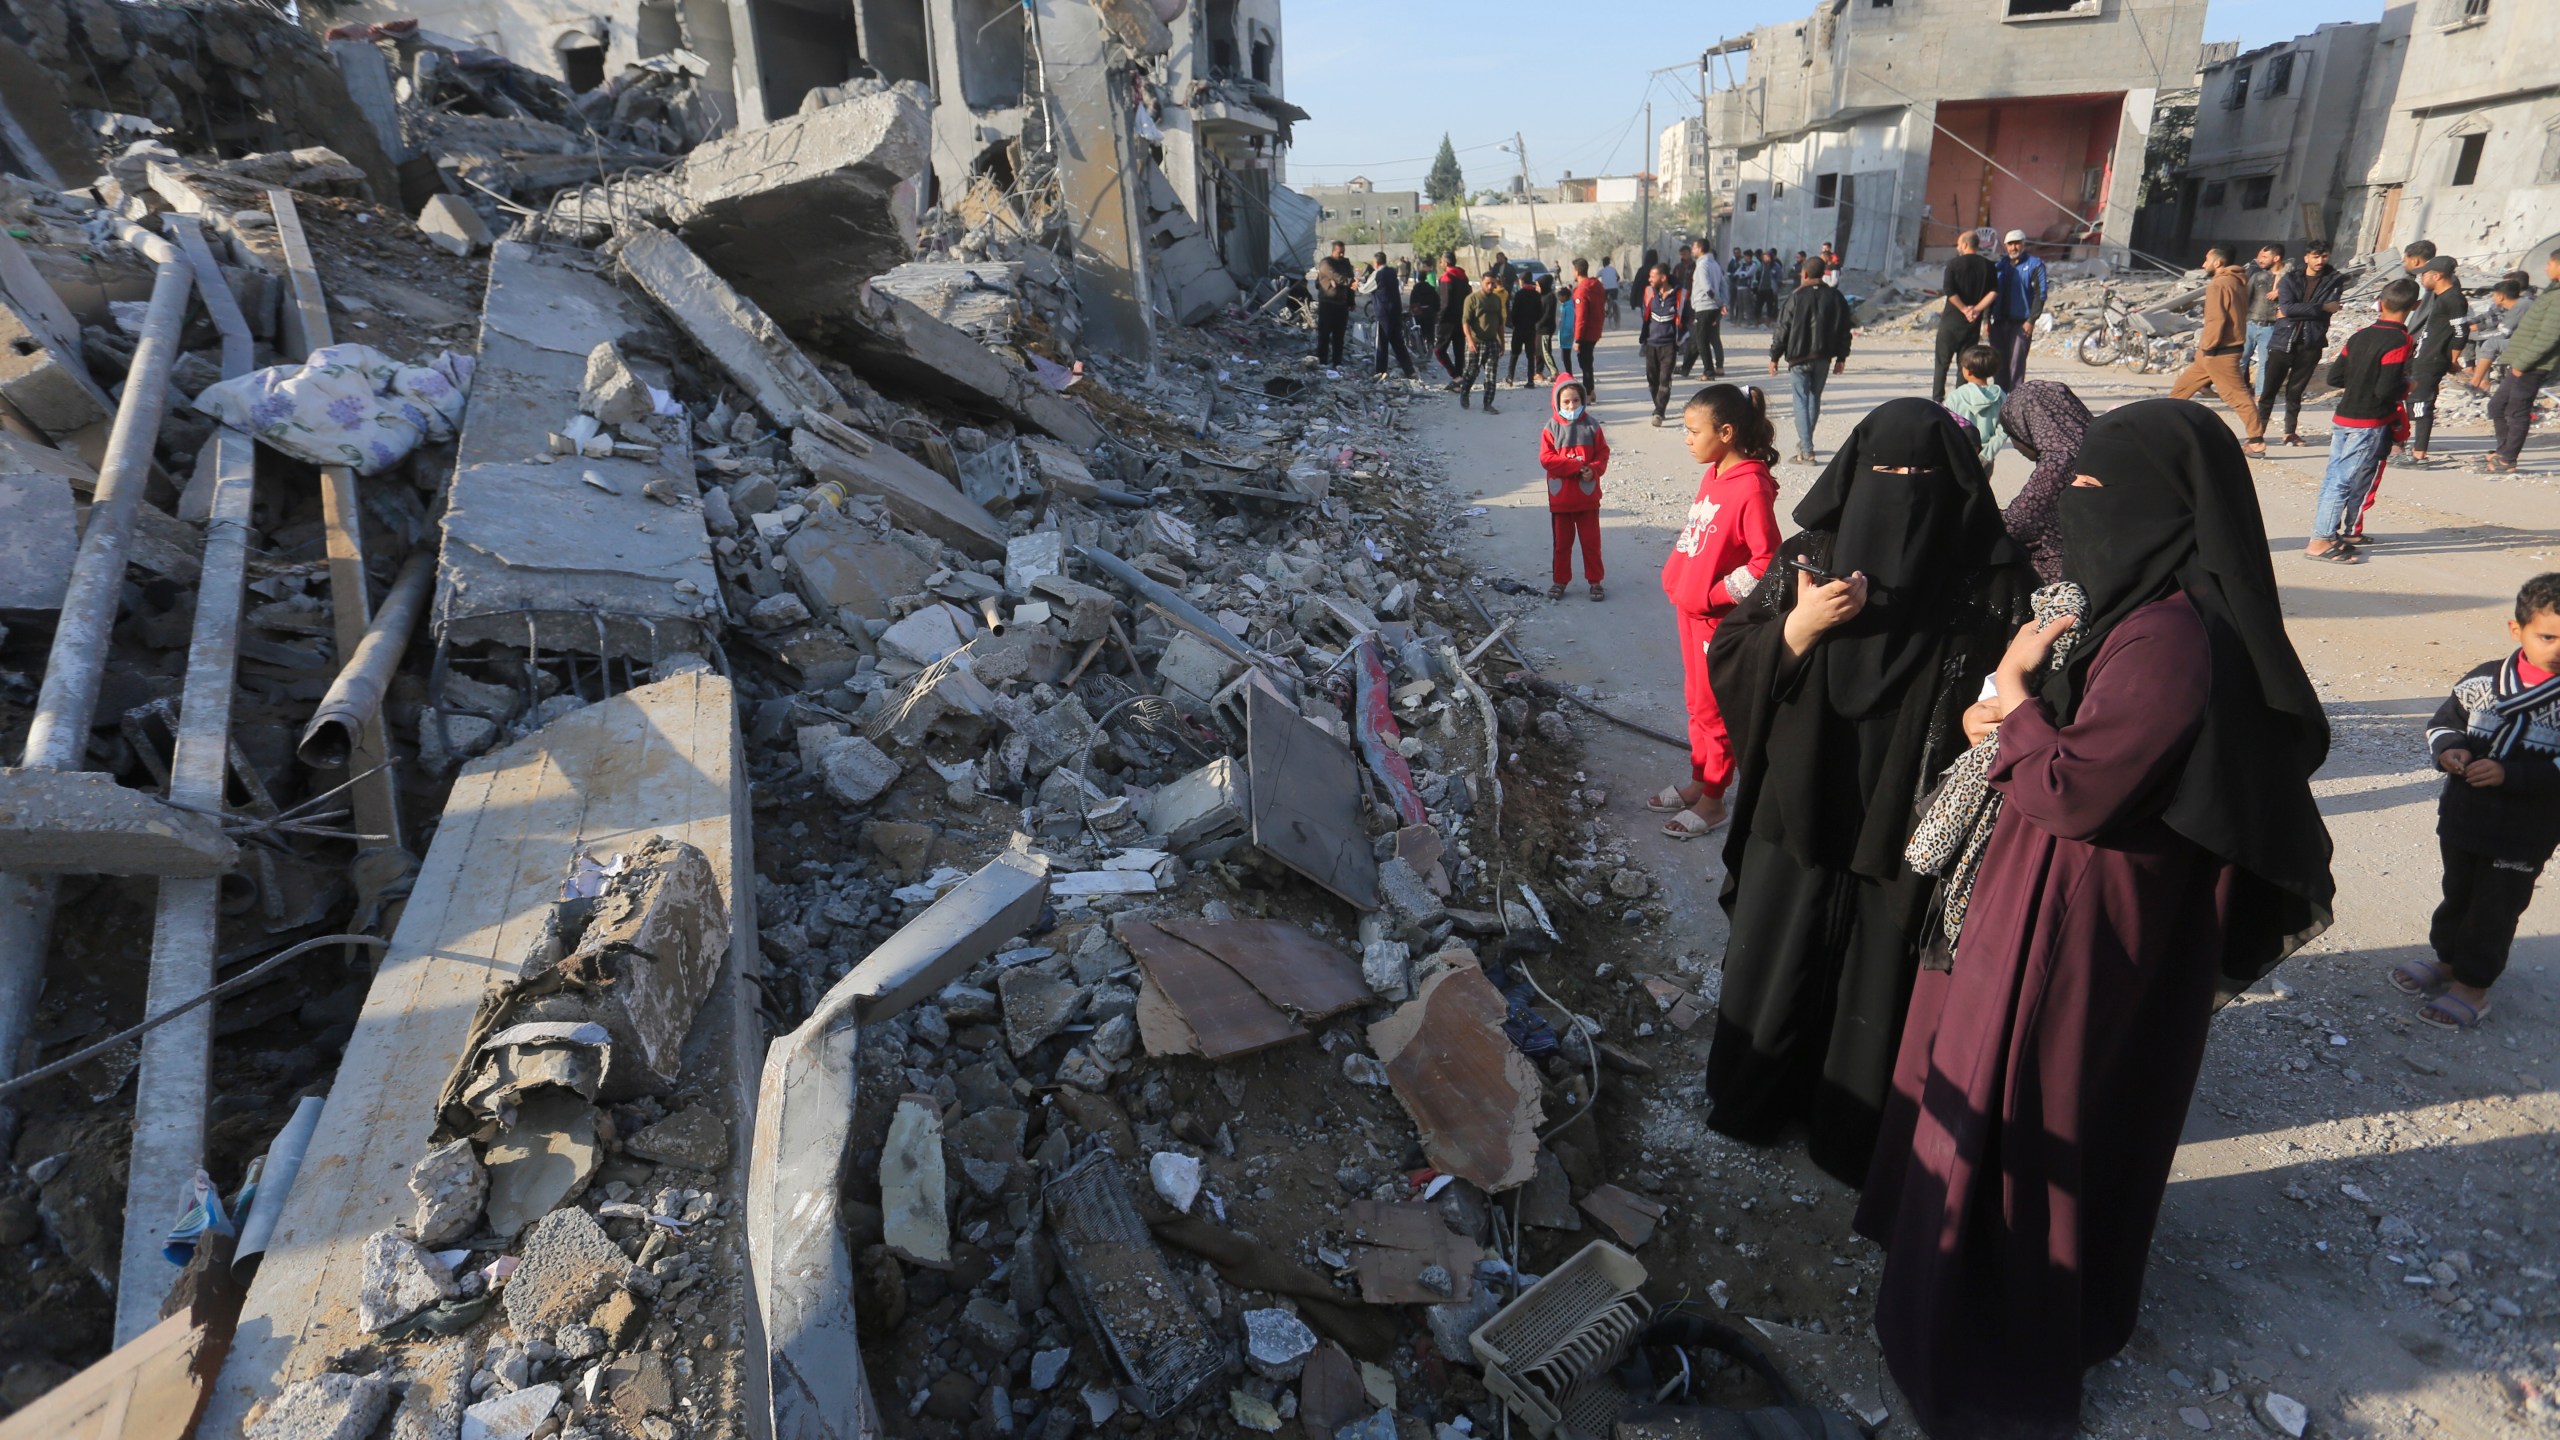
[2140,101,2196,208]
[1426,135,1466,208]
[1409,207,1474,262]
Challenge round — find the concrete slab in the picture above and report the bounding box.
[0,293,109,436]
[199,672,761,1435]
[1032,0,1153,359]
[0,767,238,876]
[791,427,1007,561]
[654,86,929,334]
[615,225,848,429]
[435,457,722,659]
[0,472,75,610]
[829,282,1105,450]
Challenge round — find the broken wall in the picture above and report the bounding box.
[331,0,743,133]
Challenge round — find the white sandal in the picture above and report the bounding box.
[1646,786,1690,813]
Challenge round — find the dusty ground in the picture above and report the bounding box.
[1405,318,2560,1439]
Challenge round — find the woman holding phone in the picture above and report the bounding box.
[1702,399,2032,1185]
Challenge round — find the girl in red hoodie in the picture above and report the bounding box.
[1654,384,1782,838]
[1540,375,1611,600]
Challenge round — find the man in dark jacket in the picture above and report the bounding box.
[1506,272,1546,385]
[2241,242,2286,390]
[2485,248,2560,474]
[2305,278,2417,561]
[1369,252,1414,379]
[2257,242,2345,445]
[1314,241,1356,365]
[1638,263,1683,424]
[1407,270,1441,375]
[2404,257,2469,465]
[1931,227,1998,402]
[1767,257,1853,463]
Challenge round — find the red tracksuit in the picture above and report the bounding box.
[1659,455,1780,796]
[1539,377,1610,585]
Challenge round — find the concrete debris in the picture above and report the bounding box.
[480,1089,601,1240]
[828,281,1106,450]
[459,1382,561,1440]
[820,734,904,805]
[415,193,493,257]
[1243,1307,1319,1381]
[0,766,238,876]
[0,465,77,612]
[358,1229,459,1332]
[881,1092,953,1268]
[1369,951,1545,1192]
[615,225,848,430]
[1150,1151,1203,1213]
[405,1139,487,1247]
[503,1206,638,1333]
[625,1104,733,1171]
[246,1371,400,1440]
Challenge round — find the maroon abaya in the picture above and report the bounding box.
[1854,594,2226,1440]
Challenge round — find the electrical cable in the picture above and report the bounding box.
[0,933,391,1098]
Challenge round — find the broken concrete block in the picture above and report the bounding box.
[870,659,1000,748]
[880,604,972,667]
[548,833,730,1098]
[653,86,929,332]
[480,1089,601,1240]
[1156,630,1246,710]
[405,1139,487,1247]
[1376,857,1448,934]
[832,284,1105,451]
[625,1105,732,1172]
[416,193,493,257]
[459,1382,560,1440]
[247,1371,399,1440]
[0,472,76,610]
[504,1207,636,1333]
[1150,1151,1201,1213]
[1244,1308,1318,1382]
[0,766,239,877]
[870,260,1025,342]
[0,295,108,435]
[1000,967,1086,1056]
[358,1230,458,1332]
[581,340,654,426]
[784,511,933,619]
[881,1092,952,1268]
[1006,530,1066,593]
[1368,952,1543,1192]
[1151,757,1249,851]
[748,591,812,629]
[819,734,902,805]
[830,845,1051,1021]
[437,458,720,660]
[792,427,1006,561]
[388,1336,469,1440]
[1361,939,1412,1001]
[416,708,501,777]
[616,225,848,429]
[1012,696,1096,775]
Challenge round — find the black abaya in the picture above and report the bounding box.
[1705,400,2030,1185]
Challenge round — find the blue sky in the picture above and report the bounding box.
[1281,0,2384,194]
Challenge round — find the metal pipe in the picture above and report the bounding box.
[1075,544,1294,696]
[297,552,435,769]
[0,216,195,1136]
[118,214,252,1344]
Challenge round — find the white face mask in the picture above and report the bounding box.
[1559,405,1583,422]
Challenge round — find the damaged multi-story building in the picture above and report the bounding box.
[1703,0,2206,278]
[323,0,1306,351]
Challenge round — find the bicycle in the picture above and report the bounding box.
[2073,285,2197,375]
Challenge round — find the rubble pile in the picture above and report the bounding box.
[0,7,1744,1433]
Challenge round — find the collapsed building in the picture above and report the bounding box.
[0,4,1842,1440]
[1700,0,2207,279]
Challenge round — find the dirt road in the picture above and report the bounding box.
[1409,319,2560,1438]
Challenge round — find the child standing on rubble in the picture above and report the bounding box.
[1652,383,1782,839]
[1541,375,1610,602]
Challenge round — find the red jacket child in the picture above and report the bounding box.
[1659,451,1780,804]
[1540,375,1610,598]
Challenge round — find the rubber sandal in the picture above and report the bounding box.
[1546,583,1567,600]
[2419,993,2490,1030]
[1588,584,1606,601]
[1661,805,1724,840]
[1646,786,1690,813]
[2305,546,2363,564]
[2389,957,2451,997]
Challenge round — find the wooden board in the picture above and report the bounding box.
[197,673,751,1433]
[1244,683,1379,911]
[1121,921,1302,1061]
[1366,954,1542,1193]
[0,1310,218,1440]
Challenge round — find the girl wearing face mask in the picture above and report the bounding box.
[1651,384,1782,840]
[1539,376,1611,601]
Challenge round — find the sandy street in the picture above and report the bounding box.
[1405,316,2560,1438]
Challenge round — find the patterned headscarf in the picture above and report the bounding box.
[1997,380,2092,584]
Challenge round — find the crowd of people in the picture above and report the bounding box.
[1296,222,2559,1438]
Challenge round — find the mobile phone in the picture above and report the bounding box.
[1786,555,1843,585]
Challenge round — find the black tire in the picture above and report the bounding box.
[2076,326,2120,368]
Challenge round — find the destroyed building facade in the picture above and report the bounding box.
[2342,0,2560,265]
[2167,21,2392,260]
[1702,0,2208,276]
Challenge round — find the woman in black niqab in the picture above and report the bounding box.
[1702,399,2030,1185]
[1854,399,2335,1440]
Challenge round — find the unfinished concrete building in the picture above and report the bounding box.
[327,0,1299,345]
[2348,0,2560,267]
[2168,21,2389,261]
[1704,0,2207,278]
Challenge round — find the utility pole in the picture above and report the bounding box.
[1638,100,1652,261]
[1513,131,1540,259]
[1699,51,1712,249]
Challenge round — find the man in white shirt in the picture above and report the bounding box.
[1680,240,1727,379]
[1598,257,1622,324]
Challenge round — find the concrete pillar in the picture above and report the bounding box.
[2102,88,2157,271]
[1033,0,1154,359]
[1893,101,1936,266]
